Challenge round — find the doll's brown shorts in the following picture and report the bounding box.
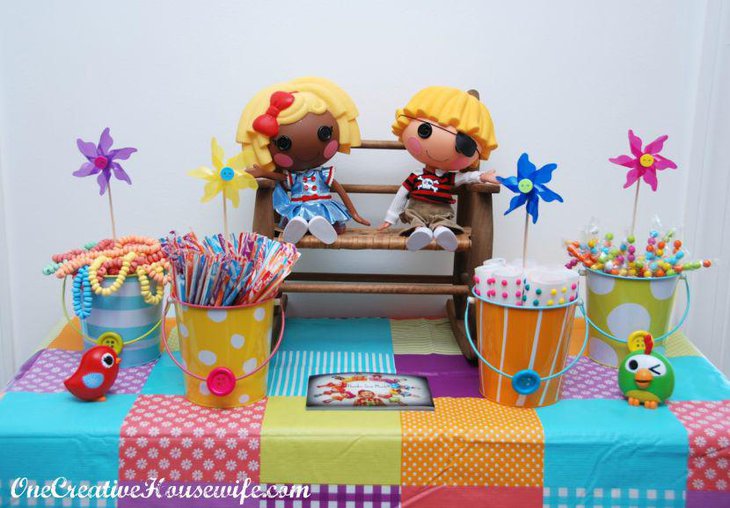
[399,199,463,235]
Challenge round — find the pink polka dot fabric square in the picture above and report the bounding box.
[669,401,730,492]
[119,395,265,483]
[7,349,154,394]
[559,356,623,400]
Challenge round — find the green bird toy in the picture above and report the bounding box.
[618,333,675,409]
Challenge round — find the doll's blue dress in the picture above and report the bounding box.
[273,167,351,225]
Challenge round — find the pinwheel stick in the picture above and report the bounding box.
[522,210,529,269]
[222,193,230,239]
[630,180,641,238]
[107,183,118,241]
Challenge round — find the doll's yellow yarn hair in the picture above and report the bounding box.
[237,77,361,172]
[392,86,498,160]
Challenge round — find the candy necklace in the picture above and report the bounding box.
[88,251,136,296]
[72,266,93,319]
[137,263,165,305]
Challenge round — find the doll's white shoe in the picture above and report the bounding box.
[282,217,308,244]
[406,227,433,251]
[434,226,458,252]
[308,216,337,245]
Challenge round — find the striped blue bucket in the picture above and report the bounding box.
[81,276,163,368]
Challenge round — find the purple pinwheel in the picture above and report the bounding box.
[73,128,137,195]
[609,130,677,192]
[497,153,563,224]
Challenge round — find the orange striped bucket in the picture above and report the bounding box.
[466,293,588,408]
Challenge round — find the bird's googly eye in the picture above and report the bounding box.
[317,126,333,142]
[417,123,432,139]
[627,359,639,371]
[102,353,115,369]
[275,136,292,152]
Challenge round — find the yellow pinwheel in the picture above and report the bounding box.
[189,137,258,237]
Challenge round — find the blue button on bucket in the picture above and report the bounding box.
[512,369,541,395]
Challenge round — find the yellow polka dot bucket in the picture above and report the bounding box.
[584,270,690,368]
[161,297,283,408]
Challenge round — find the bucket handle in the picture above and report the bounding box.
[160,299,285,385]
[464,294,590,395]
[61,276,163,348]
[582,274,691,344]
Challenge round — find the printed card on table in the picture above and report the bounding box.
[306,372,434,410]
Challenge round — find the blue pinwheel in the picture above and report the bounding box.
[497,153,563,224]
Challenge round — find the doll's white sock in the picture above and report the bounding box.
[406,227,433,251]
[308,217,337,245]
[282,217,308,244]
[434,226,458,252]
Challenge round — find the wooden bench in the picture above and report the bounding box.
[252,94,499,360]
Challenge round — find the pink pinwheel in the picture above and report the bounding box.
[609,130,676,192]
[73,128,137,195]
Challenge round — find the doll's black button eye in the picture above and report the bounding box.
[628,359,639,371]
[417,123,432,139]
[275,136,292,151]
[455,132,478,157]
[317,126,333,142]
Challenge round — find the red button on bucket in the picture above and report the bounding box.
[206,367,236,397]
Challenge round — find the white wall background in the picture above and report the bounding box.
[0,0,726,382]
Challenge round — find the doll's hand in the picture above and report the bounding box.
[377,222,392,231]
[245,165,265,178]
[480,169,498,184]
[353,214,371,227]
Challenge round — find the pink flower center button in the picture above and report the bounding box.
[206,367,236,396]
[639,153,655,168]
[93,156,109,169]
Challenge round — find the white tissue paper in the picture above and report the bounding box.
[473,259,579,307]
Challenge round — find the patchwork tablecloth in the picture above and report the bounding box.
[1,316,729,507]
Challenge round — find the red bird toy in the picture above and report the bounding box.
[64,346,121,401]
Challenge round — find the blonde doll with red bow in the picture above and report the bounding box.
[238,77,370,244]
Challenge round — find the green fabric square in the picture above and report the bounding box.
[261,396,401,484]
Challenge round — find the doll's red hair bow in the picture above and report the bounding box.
[253,91,295,137]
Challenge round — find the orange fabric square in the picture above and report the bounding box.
[401,398,544,487]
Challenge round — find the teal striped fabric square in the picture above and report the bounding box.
[267,350,396,396]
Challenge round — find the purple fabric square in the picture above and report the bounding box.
[117,483,400,507]
[395,354,481,398]
[559,356,623,399]
[262,485,401,507]
[686,489,730,508]
[7,349,155,394]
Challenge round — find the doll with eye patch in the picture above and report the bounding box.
[238,77,370,244]
[377,86,499,251]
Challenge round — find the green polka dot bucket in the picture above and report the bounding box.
[585,269,690,368]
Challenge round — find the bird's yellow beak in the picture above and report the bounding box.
[116,358,121,365]
[635,368,653,389]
